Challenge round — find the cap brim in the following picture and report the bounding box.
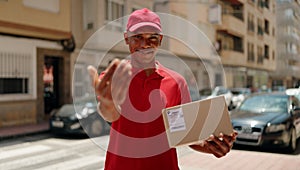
[128,22,162,33]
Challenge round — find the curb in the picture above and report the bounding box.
[0,122,50,141]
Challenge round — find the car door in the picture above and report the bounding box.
[291,95,300,138]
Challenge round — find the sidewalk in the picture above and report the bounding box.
[0,121,49,140]
[178,146,300,170]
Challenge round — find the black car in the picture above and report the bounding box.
[50,97,110,137]
[230,92,300,152]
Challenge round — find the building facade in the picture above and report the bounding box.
[271,0,300,88]
[71,0,222,102]
[0,0,281,128]
[0,0,73,128]
[216,0,277,91]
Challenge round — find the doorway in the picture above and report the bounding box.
[43,56,61,114]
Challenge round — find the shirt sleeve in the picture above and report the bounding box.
[180,79,192,104]
[99,71,106,79]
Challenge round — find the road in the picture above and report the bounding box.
[0,133,299,170]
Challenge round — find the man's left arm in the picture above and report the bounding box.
[179,78,237,158]
[189,132,237,158]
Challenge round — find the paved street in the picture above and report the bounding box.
[0,133,299,170]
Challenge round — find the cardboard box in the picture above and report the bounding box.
[162,96,233,147]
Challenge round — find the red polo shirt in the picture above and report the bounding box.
[103,62,191,170]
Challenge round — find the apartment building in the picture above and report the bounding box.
[72,0,222,101]
[271,0,300,88]
[216,0,276,90]
[71,0,155,100]
[154,0,226,96]
[0,0,73,128]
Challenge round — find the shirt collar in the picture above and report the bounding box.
[131,61,165,79]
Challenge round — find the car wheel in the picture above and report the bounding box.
[88,117,105,138]
[287,128,297,153]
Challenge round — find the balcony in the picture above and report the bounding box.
[279,51,300,62]
[220,49,245,66]
[217,15,245,36]
[277,16,300,30]
[278,33,300,44]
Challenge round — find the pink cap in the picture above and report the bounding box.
[126,8,162,33]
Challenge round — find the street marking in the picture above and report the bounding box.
[0,145,51,160]
[0,149,104,170]
[34,155,104,170]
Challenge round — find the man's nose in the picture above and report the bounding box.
[140,38,151,48]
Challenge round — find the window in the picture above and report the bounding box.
[233,36,243,52]
[105,0,125,32]
[247,42,255,62]
[0,52,32,95]
[83,0,96,30]
[257,18,263,36]
[264,0,269,9]
[247,13,255,32]
[264,45,269,59]
[257,0,264,9]
[232,4,244,21]
[257,46,263,64]
[0,78,28,94]
[264,19,269,35]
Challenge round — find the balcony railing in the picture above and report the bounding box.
[278,33,300,44]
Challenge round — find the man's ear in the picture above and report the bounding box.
[124,32,129,44]
[159,34,163,46]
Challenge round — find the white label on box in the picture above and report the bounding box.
[166,107,186,132]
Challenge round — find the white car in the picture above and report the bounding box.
[286,88,300,101]
[230,88,251,108]
[207,86,233,110]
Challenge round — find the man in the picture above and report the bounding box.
[88,8,237,170]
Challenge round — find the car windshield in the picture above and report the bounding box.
[239,95,288,113]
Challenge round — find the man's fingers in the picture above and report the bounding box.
[98,59,120,91]
[206,141,225,158]
[207,135,231,157]
[87,65,99,88]
[111,60,132,104]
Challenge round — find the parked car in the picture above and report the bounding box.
[230,88,251,108]
[286,88,300,96]
[230,92,300,152]
[50,97,110,137]
[207,86,233,110]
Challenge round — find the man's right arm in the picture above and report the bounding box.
[97,95,120,122]
[87,59,132,123]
